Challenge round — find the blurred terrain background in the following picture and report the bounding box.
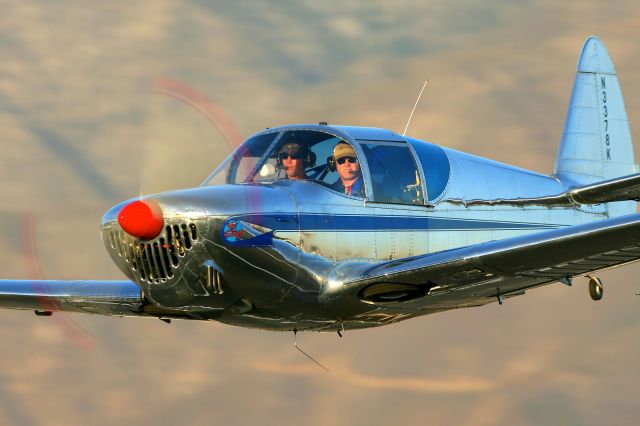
[1,1,639,425]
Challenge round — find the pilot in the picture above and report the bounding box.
[277,141,314,180]
[331,142,365,197]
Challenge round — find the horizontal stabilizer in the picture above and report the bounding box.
[445,173,640,207]
[568,173,640,204]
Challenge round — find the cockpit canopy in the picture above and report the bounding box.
[202,126,451,205]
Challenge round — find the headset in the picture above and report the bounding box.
[276,144,316,169]
[327,155,337,172]
[327,142,359,172]
[327,153,358,172]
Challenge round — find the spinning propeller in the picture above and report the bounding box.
[116,77,244,241]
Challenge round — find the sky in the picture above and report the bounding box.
[1,1,640,425]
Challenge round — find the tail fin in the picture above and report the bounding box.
[555,36,638,216]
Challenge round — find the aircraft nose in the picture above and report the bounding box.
[117,199,164,240]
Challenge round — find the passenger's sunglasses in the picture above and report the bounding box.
[337,156,358,165]
[278,152,304,160]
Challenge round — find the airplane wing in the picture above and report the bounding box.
[5,214,640,320]
[0,280,146,317]
[331,212,640,310]
[449,173,640,207]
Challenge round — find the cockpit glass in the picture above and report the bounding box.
[200,132,278,186]
[202,129,365,194]
[208,130,347,186]
[406,137,450,201]
[361,142,424,205]
[201,155,232,186]
[269,130,343,184]
[229,132,280,183]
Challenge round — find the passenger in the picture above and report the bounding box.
[332,142,365,197]
[277,142,314,180]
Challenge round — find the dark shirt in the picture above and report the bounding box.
[332,176,365,197]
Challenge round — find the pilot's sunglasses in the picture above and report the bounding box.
[278,152,303,160]
[337,156,358,165]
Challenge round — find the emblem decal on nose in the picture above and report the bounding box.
[223,221,243,242]
[221,217,275,247]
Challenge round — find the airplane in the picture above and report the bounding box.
[1,36,640,333]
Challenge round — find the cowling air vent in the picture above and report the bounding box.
[359,282,430,303]
[108,222,198,283]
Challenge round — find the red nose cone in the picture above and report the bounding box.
[117,200,164,240]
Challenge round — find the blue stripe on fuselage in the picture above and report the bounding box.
[228,213,563,232]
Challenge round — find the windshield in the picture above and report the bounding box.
[203,130,353,188]
[201,132,279,186]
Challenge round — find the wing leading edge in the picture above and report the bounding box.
[0,280,144,316]
[328,212,640,311]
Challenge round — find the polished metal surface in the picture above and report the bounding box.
[1,36,639,332]
[443,172,640,207]
[0,280,142,316]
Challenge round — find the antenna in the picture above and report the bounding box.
[293,329,330,373]
[403,79,428,136]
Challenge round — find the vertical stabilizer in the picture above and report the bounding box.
[555,37,637,216]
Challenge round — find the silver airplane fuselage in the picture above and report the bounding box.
[100,121,631,331]
[1,36,638,333]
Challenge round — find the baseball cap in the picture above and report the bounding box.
[333,142,356,160]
